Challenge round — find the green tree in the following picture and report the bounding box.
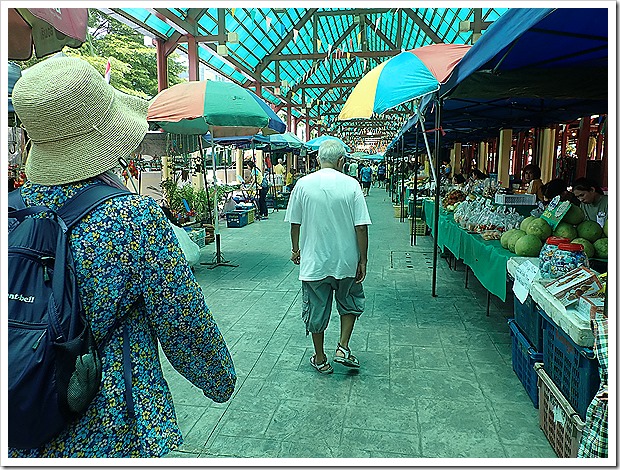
[14,9,185,99]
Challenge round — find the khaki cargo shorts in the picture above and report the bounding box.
[301,276,365,334]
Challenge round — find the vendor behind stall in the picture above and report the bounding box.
[572,177,608,226]
[523,164,544,201]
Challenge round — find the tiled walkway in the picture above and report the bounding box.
[162,185,556,460]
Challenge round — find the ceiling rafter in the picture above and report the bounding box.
[403,9,443,44]
[258,8,318,74]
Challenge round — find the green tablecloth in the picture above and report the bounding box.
[423,198,515,301]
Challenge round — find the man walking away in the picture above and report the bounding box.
[360,162,373,196]
[377,162,386,188]
[285,140,371,374]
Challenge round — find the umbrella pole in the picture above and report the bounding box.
[400,137,405,223]
[202,133,238,269]
[252,140,261,219]
[199,137,213,224]
[412,122,420,246]
[431,95,442,297]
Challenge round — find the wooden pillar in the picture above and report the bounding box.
[155,38,169,92]
[187,34,200,81]
[575,116,591,178]
[478,141,488,173]
[305,115,310,141]
[497,129,512,188]
[453,142,462,174]
[539,128,554,184]
[286,104,292,132]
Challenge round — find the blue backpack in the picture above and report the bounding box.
[8,183,133,449]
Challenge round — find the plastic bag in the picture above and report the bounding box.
[171,224,201,266]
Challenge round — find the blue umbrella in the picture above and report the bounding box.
[305,135,352,152]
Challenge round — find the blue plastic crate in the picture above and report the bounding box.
[540,310,600,420]
[508,319,543,408]
[513,295,543,352]
[225,210,248,228]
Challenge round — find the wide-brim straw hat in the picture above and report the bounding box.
[12,56,149,185]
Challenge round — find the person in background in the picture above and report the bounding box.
[572,177,608,226]
[285,167,295,192]
[442,159,452,179]
[246,160,269,220]
[541,178,580,206]
[522,163,544,201]
[285,140,371,374]
[10,56,235,458]
[273,158,285,192]
[359,161,373,196]
[452,173,466,189]
[348,159,359,182]
[377,161,386,188]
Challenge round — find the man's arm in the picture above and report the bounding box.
[354,225,368,283]
[290,223,301,265]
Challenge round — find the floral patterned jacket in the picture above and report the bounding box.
[10,180,236,458]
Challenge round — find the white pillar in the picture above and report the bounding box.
[235,149,243,178]
[497,129,512,188]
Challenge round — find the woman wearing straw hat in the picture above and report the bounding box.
[10,57,236,458]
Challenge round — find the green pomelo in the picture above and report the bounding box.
[520,216,537,232]
[571,238,595,259]
[526,218,552,241]
[593,238,608,259]
[515,234,543,257]
[603,219,608,237]
[562,204,585,225]
[553,222,578,241]
[507,230,527,253]
[501,229,518,249]
[576,220,603,242]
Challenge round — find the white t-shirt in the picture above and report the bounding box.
[284,168,372,281]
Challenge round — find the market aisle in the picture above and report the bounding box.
[161,186,556,459]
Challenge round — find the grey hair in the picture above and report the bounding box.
[318,140,345,165]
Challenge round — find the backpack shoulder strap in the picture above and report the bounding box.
[58,184,131,230]
[8,188,26,211]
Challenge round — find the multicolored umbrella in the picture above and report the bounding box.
[147,80,286,137]
[9,8,88,60]
[305,135,352,153]
[338,44,471,120]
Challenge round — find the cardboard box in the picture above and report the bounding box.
[544,267,603,307]
[577,294,605,320]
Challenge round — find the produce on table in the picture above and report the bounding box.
[593,238,608,259]
[442,190,467,209]
[552,221,578,241]
[515,234,543,257]
[526,218,553,241]
[576,220,603,242]
[562,204,585,225]
[571,237,596,259]
[520,216,537,232]
[481,230,502,240]
[507,229,527,253]
[603,219,608,237]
